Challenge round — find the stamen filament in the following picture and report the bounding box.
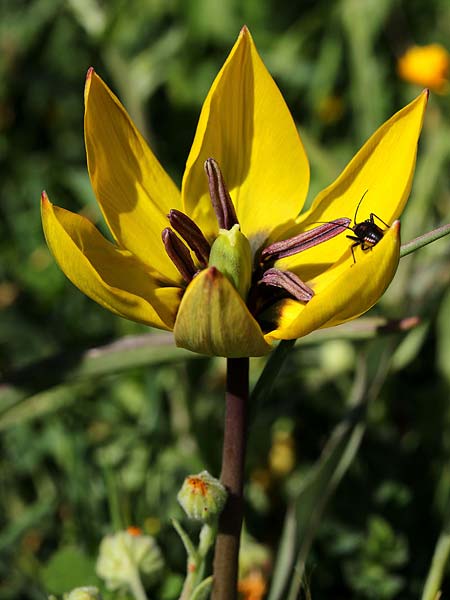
[204,158,238,230]
[162,228,198,283]
[261,218,351,261]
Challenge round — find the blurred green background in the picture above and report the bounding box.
[1,1,450,598]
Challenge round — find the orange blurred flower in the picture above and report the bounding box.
[398,44,449,93]
[238,571,267,600]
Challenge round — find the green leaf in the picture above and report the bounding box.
[421,527,450,600]
[41,546,99,594]
[266,505,297,600]
[270,344,393,600]
[437,287,450,383]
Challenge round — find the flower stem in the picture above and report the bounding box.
[212,357,249,600]
[128,567,149,600]
[400,223,450,257]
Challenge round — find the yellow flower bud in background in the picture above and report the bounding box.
[268,430,296,477]
[96,530,164,591]
[398,44,449,93]
[177,470,227,523]
[316,95,344,124]
[268,418,296,478]
[208,224,253,300]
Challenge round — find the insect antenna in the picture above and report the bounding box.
[353,189,369,225]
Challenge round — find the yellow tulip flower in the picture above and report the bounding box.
[41,27,427,358]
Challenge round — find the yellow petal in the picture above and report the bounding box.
[266,221,400,341]
[278,91,427,273]
[182,27,309,251]
[41,192,182,330]
[174,267,272,357]
[84,69,182,283]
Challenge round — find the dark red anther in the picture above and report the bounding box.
[261,218,351,261]
[162,228,198,283]
[204,158,238,230]
[168,209,211,266]
[259,268,314,302]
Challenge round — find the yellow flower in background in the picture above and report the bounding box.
[41,27,427,358]
[398,44,449,93]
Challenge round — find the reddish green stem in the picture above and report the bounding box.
[212,357,249,600]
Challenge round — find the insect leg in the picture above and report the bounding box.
[370,213,390,229]
[360,241,373,251]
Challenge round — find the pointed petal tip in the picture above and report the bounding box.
[423,88,430,100]
[392,220,401,234]
[41,190,49,205]
[84,67,94,99]
[207,265,219,280]
[238,25,253,45]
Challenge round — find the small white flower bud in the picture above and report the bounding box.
[65,587,102,600]
[96,529,164,591]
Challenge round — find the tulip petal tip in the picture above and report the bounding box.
[207,266,219,280]
[391,220,401,233]
[41,190,49,205]
[86,67,94,81]
[240,24,250,36]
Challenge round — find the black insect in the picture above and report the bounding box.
[346,190,390,263]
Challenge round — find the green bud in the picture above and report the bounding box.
[208,224,252,299]
[96,529,164,591]
[65,588,102,600]
[177,470,227,523]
